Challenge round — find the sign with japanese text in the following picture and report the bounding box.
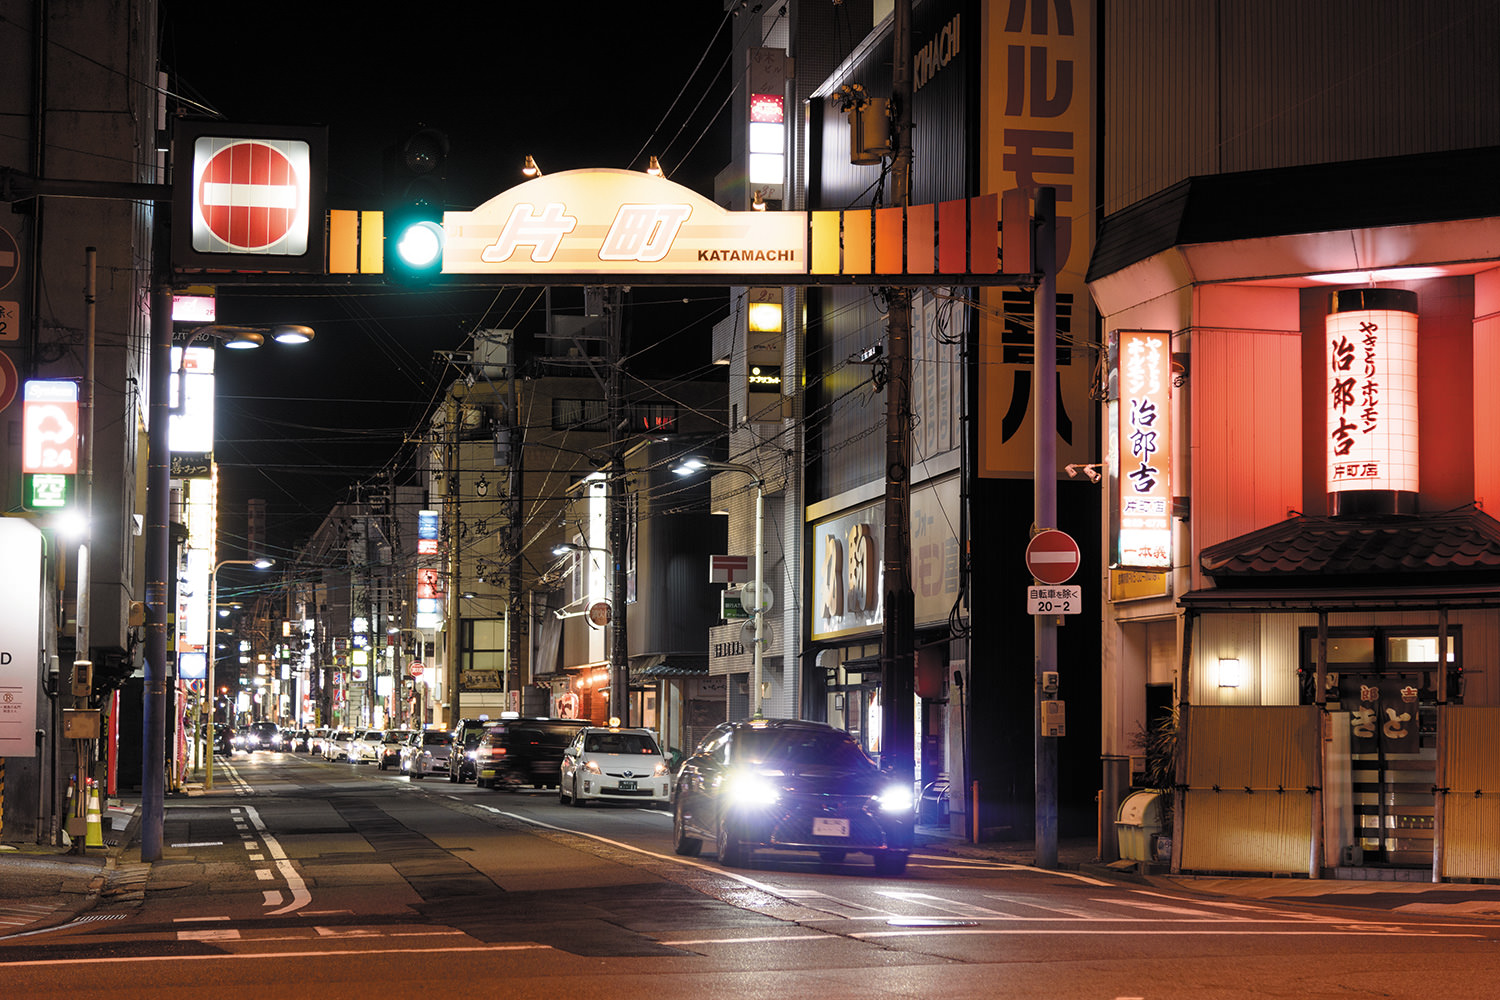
[977,0,1096,477]
[1116,331,1171,569]
[22,379,79,474]
[1027,585,1081,615]
[1326,289,1419,498]
[417,509,440,555]
[0,519,42,756]
[441,169,806,277]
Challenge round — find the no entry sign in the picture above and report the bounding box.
[1025,529,1080,585]
[190,137,311,255]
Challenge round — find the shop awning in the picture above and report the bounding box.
[634,655,709,679]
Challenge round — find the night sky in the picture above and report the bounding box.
[158,1,738,557]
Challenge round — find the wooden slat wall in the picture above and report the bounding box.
[1180,705,1318,874]
[1439,707,1500,880]
[1102,1,1500,216]
[1189,323,1304,594]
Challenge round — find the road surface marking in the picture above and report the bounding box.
[241,805,311,915]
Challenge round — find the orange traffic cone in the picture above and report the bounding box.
[84,781,105,849]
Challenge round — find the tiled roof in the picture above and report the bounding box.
[1199,508,1500,584]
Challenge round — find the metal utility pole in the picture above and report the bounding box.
[880,0,916,792]
[445,396,463,729]
[1033,187,1060,869]
[605,288,630,727]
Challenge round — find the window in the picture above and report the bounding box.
[1298,626,1461,705]
[461,618,507,671]
[552,398,678,433]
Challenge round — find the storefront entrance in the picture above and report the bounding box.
[1302,627,1459,868]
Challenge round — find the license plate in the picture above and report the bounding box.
[618,780,637,791]
[812,817,850,838]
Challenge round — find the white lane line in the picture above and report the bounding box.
[178,928,241,941]
[908,853,1114,886]
[0,943,556,968]
[240,805,311,915]
[173,916,231,923]
[263,891,283,907]
[851,926,1485,940]
[254,869,273,881]
[876,889,1014,917]
[171,842,226,848]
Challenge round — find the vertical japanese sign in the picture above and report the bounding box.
[22,379,79,474]
[0,519,42,756]
[1326,289,1419,501]
[415,510,441,628]
[978,0,1096,477]
[1116,331,1171,569]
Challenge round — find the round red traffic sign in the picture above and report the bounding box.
[196,140,302,250]
[1025,529,1080,585]
[409,662,424,678]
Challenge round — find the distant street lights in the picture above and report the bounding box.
[206,557,273,790]
[673,457,767,718]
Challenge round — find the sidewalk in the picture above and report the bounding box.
[0,797,140,938]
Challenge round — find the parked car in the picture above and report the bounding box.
[348,729,386,763]
[672,719,914,876]
[402,729,452,779]
[378,729,415,770]
[323,729,355,761]
[244,721,280,752]
[559,726,671,807]
[474,717,589,790]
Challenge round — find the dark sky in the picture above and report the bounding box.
[158,2,738,557]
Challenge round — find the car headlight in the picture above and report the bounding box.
[652,762,669,777]
[583,760,602,775]
[875,784,915,814]
[726,772,781,808]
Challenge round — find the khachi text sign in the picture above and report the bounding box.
[441,169,805,277]
[1116,331,1171,570]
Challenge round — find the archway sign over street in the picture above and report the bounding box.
[308,168,1040,288]
[1025,529,1080,585]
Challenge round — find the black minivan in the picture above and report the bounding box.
[474,717,589,790]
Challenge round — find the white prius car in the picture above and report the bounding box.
[558,726,671,807]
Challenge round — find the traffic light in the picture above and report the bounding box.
[385,127,449,281]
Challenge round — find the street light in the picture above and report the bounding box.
[206,556,273,790]
[673,457,767,718]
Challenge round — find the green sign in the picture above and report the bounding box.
[24,473,73,510]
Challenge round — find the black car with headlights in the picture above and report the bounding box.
[672,719,914,875]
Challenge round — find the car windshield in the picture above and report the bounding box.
[423,732,451,746]
[734,728,875,771]
[584,732,659,755]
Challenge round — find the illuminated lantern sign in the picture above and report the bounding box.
[1326,289,1419,514]
[22,379,79,474]
[1116,331,1171,569]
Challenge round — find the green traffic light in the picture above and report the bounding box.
[396,220,445,269]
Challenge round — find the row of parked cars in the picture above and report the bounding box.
[225,715,916,876]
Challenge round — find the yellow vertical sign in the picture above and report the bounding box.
[977,1,1096,478]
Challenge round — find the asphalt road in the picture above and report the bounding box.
[3,752,1500,999]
